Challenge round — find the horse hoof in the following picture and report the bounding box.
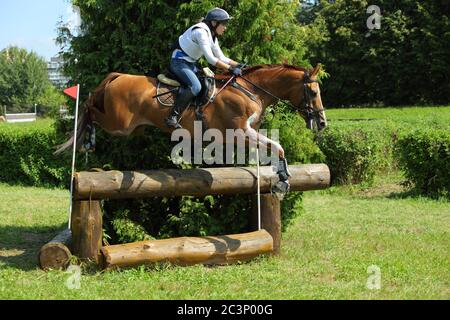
[166,122,182,129]
[272,180,290,199]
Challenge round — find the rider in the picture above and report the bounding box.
[165,7,244,128]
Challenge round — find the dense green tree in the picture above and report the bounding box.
[300,0,450,106]
[0,46,65,114]
[57,0,309,99]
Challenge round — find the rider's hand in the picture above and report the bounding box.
[236,62,246,69]
[229,66,242,76]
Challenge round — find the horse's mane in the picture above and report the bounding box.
[242,64,309,75]
[215,64,310,80]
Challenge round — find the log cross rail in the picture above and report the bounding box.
[73,164,330,200]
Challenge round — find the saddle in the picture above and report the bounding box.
[156,67,216,108]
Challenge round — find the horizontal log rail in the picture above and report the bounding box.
[73,164,330,200]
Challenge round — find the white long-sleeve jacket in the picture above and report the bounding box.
[175,22,231,65]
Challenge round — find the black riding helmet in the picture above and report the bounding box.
[204,7,232,23]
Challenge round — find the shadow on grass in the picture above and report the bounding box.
[386,188,448,201]
[386,188,421,199]
[0,223,66,271]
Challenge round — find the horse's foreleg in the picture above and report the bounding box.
[245,125,291,196]
[245,124,285,157]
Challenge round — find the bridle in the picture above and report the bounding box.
[238,72,325,122]
[301,75,325,121]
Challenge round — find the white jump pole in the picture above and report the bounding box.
[68,84,80,229]
[256,147,261,231]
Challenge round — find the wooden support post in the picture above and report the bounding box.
[38,229,72,270]
[251,193,281,255]
[71,200,103,264]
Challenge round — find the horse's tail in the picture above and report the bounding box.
[53,72,123,155]
[53,104,90,155]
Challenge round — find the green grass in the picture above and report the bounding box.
[0,118,55,133]
[325,105,450,129]
[0,172,448,300]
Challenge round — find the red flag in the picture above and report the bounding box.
[64,85,79,100]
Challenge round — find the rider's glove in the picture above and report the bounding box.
[229,66,242,76]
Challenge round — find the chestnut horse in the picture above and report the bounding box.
[55,63,326,192]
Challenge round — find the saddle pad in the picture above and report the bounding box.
[156,79,216,108]
[156,82,177,106]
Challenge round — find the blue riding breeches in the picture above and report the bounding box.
[169,58,202,96]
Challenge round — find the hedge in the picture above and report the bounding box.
[0,121,70,187]
[316,121,395,185]
[395,128,450,198]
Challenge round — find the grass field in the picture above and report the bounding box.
[0,106,448,300]
[0,118,55,132]
[0,172,448,300]
[325,105,450,123]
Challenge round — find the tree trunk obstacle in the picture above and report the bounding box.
[40,164,330,270]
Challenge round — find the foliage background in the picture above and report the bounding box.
[300,0,450,107]
[0,46,65,115]
[57,0,310,101]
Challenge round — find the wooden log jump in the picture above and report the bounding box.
[41,164,330,270]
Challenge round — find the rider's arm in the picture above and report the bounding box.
[212,39,240,68]
[212,39,231,65]
[215,60,234,72]
[194,29,235,72]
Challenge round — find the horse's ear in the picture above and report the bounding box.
[311,63,322,78]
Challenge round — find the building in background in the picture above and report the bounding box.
[47,55,70,88]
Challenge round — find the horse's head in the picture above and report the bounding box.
[239,63,327,131]
[290,64,327,131]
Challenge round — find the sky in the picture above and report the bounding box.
[0,0,80,61]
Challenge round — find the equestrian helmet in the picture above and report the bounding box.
[204,8,232,22]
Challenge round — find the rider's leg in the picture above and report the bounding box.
[165,87,195,129]
[166,59,202,128]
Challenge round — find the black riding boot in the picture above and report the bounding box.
[165,88,195,129]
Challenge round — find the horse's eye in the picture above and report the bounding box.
[311,89,318,96]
